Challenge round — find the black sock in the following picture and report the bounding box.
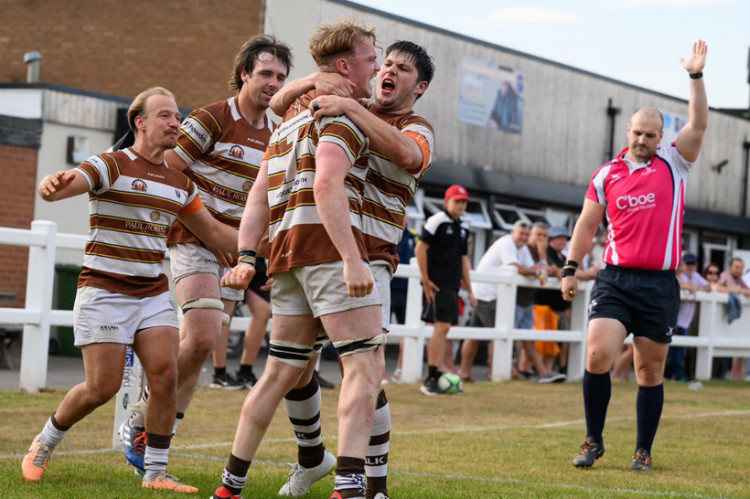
[238,364,254,377]
[636,384,663,453]
[582,370,611,443]
[427,365,439,380]
[214,367,226,376]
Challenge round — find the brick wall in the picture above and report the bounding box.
[0,0,264,109]
[0,144,38,309]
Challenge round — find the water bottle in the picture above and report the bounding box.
[537,260,547,286]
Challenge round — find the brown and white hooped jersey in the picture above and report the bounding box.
[362,105,434,270]
[168,96,273,245]
[266,91,370,274]
[75,148,203,297]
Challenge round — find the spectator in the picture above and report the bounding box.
[718,258,750,297]
[668,253,710,381]
[702,262,732,378]
[703,262,721,291]
[534,225,576,378]
[718,257,750,380]
[703,262,722,289]
[417,184,477,395]
[518,222,565,381]
[459,220,564,383]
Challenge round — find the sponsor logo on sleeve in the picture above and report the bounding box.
[131,179,147,191]
[185,121,208,146]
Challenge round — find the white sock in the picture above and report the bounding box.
[40,417,68,449]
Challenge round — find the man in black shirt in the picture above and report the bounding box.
[417,185,477,395]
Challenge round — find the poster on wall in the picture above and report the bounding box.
[659,109,688,147]
[459,56,524,133]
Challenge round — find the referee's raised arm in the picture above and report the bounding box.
[675,39,708,162]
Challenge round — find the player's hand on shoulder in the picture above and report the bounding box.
[315,71,356,97]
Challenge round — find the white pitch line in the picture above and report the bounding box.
[3,409,749,461]
[3,409,744,499]
[2,407,748,499]
[395,471,718,499]
[3,409,749,460]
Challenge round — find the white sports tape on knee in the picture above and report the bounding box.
[181,298,230,326]
[334,333,386,357]
[269,340,315,368]
[313,331,328,353]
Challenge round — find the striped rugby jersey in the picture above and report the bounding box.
[75,148,203,297]
[168,96,273,246]
[361,103,434,270]
[266,91,370,274]
[585,144,692,271]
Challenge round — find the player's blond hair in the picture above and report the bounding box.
[308,19,377,69]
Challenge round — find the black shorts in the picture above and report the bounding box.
[247,257,270,303]
[421,288,459,325]
[588,265,679,344]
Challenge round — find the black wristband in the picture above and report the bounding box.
[563,259,579,269]
[689,72,703,79]
[238,249,257,267]
[561,267,577,278]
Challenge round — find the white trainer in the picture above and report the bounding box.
[278,450,336,497]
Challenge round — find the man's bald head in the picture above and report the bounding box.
[630,106,664,131]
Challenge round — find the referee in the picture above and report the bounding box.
[417,184,477,395]
[562,40,708,471]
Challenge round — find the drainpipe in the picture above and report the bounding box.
[24,51,42,83]
[606,98,621,160]
[742,138,750,218]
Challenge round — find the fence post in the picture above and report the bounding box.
[400,259,425,383]
[695,290,718,380]
[19,220,57,392]
[567,281,590,382]
[490,267,517,381]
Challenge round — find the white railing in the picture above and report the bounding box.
[2,220,750,392]
[390,262,592,383]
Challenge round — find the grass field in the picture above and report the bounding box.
[1,379,749,498]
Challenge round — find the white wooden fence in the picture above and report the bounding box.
[2,220,749,393]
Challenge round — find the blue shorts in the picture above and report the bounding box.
[588,265,679,344]
[514,305,535,330]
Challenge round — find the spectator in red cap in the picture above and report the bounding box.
[416,184,477,395]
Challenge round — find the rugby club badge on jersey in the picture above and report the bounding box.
[230,145,244,159]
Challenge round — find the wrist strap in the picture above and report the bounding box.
[238,249,257,267]
[561,267,576,278]
[563,259,579,269]
[689,72,703,79]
